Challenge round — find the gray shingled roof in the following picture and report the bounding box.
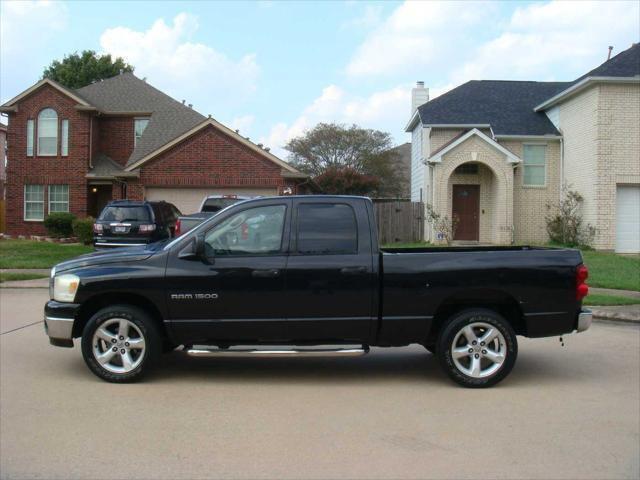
[76,73,205,166]
[416,43,639,136]
[574,43,640,83]
[87,153,139,179]
[417,81,568,136]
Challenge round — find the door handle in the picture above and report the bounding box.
[251,269,281,278]
[340,266,367,275]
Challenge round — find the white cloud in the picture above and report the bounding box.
[99,13,260,111]
[454,0,640,82]
[342,4,383,30]
[0,0,68,56]
[230,115,255,134]
[346,1,493,78]
[261,84,412,158]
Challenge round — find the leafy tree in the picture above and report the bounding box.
[285,123,402,196]
[43,50,134,89]
[314,167,381,195]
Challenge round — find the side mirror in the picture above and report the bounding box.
[178,233,206,261]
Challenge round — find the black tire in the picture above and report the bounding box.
[81,305,162,383]
[436,308,517,388]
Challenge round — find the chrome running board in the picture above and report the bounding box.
[185,345,369,358]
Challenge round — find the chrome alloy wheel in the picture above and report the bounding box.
[451,321,507,378]
[92,318,146,374]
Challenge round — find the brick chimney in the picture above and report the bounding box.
[411,81,429,115]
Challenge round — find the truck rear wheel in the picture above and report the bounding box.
[81,305,162,383]
[436,308,517,388]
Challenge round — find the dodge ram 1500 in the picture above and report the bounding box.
[45,195,592,387]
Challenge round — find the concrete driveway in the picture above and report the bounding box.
[1,288,638,479]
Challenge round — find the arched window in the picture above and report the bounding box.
[37,108,58,156]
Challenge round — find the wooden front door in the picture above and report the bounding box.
[452,185,479,241]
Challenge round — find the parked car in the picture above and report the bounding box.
[46,195,591,387]
[175,195,252,236]
[93,200,181,248]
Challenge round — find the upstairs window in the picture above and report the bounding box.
[61,119,69,156]
[37,108,58,156]
[523,144,546,186]
[49,185,69,213]
[26,119,34,156]
[134,118,149,147]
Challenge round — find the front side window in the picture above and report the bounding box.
[205,205,286,256]
[37,108,58,156]
[61,119,69,156]
[297,203,358,255]
[24,185,44,220]
[134,118,149,147]
[523,145,546,186]
[26,119,34,156]
[48,185,69,213]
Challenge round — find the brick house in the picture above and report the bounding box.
[0,73,309,236]
[0,122,6,200]
[407,43,639,253]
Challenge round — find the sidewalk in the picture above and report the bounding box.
[590,287,640,300]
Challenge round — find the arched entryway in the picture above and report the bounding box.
[432,135,515,244]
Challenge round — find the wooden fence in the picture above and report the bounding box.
[373,200,424,244]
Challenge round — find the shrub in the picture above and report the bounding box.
[545,186,595,248]
[314,167,381,195]
[425,204,459,245]
[44,212,76,238]
[72,217,95,245]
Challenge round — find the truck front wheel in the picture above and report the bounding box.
[436,308,517,388]
[81,305,162,383]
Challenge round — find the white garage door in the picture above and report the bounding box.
[145,187,277,215]
[616,185,640,253]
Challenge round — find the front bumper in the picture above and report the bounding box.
[44,300,81,348]
[576,309,592,333]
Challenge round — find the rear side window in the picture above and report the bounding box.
[201,198,241,213]
[297,203,358,255]
[99,206,151,223]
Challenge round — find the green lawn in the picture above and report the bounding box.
[0,272,48,283]
[0,240,93,269]
[581,251,639,291]
[583,293,640,306]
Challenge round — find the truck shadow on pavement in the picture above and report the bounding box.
[118,347,588,387]
[57,343,590,386]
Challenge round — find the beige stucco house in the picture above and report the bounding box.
[407,44,639,253]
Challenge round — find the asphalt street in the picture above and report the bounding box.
[1,288,638,479]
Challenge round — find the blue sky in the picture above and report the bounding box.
[2,0,639,158]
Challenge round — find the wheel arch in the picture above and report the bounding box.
[73,292,167,339]
[426,289,525,346]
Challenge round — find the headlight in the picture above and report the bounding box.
[53,274,80,303]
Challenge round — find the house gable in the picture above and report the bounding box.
[0,78,93,112]
[137,124,300,189]
[428,128,521,164]
[125,118,305,178]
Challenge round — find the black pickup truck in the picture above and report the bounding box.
[45,195,592,387]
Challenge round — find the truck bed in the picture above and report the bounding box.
[378,245,584,346]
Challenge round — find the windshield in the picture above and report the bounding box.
[99,206,151,223]
[201,198,243,213]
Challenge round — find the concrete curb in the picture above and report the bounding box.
[591,308,640,324]
[0,279,49,289]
